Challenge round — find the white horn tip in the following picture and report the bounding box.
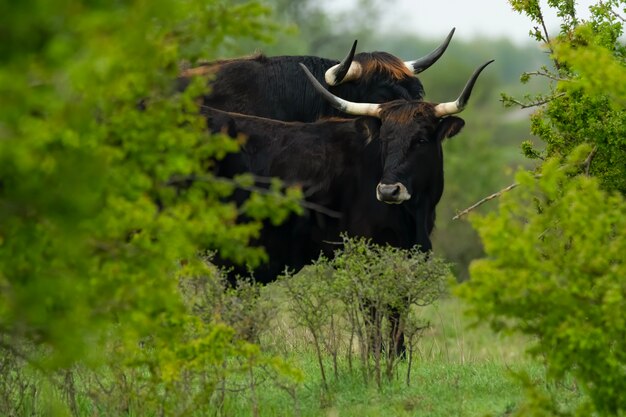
[434,101,461,117]
[324,66,338,85]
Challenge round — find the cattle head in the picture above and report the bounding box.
[324,29,455,102]
[300,59,494,204]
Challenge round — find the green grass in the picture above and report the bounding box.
[222,356,541,417]
[2,294,582,417]
[217,295,579,417]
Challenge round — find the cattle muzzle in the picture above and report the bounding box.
[376,182,411,204]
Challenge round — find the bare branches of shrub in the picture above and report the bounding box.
[278,236,450,389]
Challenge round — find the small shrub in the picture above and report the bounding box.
[279,236,450,389]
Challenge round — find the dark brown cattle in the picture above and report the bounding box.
[204,60,493,284]
[179,29,456,122]
[298,60,494,249]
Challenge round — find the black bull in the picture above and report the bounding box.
[177,31,457,280]
[202,60,493,284]
[179,29,456,122]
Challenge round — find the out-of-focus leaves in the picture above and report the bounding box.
[461,2,626,416]
[0,0,299,375]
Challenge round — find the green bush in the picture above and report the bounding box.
[459,152,626,416]
[0,0,303,415]
[461,2,626,415]
[279,236,451,390]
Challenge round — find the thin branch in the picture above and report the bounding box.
[535,7,561,70]
[452,182,520,220]
[0,340,67,392]
[0,341,35,368]
[610,9,626,22]
[523,71,570,82]
[167,174,341,218]
[583,146,598,176]
[455,146,599,221]
[215,177,341,218]
[502,92,566,109]
[601,0,626,22]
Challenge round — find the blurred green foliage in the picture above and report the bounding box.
[504,1,626,194]
[460,150,626,416]
[0,0,303,414]
[461,1,626,416]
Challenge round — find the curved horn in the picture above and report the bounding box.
[301,63,381,118]
[434,59,494,117]
[324,40,360,86]
[405,28,455,74]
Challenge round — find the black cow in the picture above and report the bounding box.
[180,32,456,280]
[204,61,493,284]
[180,29,455,122]
[299,60,494,251]
[204,110,376,282]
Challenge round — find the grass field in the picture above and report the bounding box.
[222,356,546,417]
[218,294,580,417]
[2,290,581,417]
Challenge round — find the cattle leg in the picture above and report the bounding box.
[388,307,406,358]
[365,301,406,359]
[364,301,383,358]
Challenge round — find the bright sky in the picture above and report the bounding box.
[329,0,597,44]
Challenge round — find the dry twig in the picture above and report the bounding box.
[452,182,520,220]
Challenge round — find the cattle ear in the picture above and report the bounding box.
[207,112,237,137]
[355,117,381,144]
[225,118,238,138]
[437,116,465,141]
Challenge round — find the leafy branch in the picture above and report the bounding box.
[167,174,341,218]
[500,92,566,109]
[534,4,561,70]
[521,70,570,83]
